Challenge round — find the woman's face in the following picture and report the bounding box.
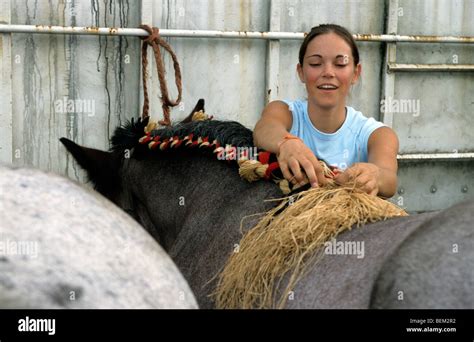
[297,32,361,110]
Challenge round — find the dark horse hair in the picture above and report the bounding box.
[110,116,313,199]
[110,116,255,156]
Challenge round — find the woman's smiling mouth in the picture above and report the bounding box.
[317,84,339,90]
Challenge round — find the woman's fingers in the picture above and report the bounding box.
[358,178,378,195]
[280,156,380,195]
[309,155,328,186]
[285,157,332,188]
[353,173,371,186]
[334,168,354,185]
[277,140,338,188]
[299,158,319,187]
[279,162,297,185]
[334,166,379,195]
[288,158,305,184]
[369,185,379,196]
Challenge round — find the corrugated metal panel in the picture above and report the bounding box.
[0,0,13,164]
[150,0,269,128]
[394,0,474,154]
[395,161,474,213]
[9,0,140,181]
[387,0,474,212]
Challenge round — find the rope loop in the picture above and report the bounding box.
[139,24,183,126]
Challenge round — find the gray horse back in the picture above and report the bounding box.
[0,165,197,309]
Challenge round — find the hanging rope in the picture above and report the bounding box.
[139,24,182,126]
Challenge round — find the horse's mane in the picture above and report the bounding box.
[109,116,333,197]
[110,117,254,154]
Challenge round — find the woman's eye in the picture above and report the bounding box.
[309,63,321,67]
[336,64,347,67]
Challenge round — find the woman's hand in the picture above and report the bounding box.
[334,163,380,195]
[277,139,328,188]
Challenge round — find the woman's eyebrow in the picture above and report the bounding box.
[307,54,349,59]
[336,55,350,64]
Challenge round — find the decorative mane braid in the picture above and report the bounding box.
[110,114,337,194]
[110,115,253,152]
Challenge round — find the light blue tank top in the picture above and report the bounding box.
[284,100,385,170]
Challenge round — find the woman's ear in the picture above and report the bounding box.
[351,63,362,84]
[297,63,305,83]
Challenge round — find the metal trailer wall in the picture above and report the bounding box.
[390,0,474,212]
[0,0,473,212]
[1,0,141,183]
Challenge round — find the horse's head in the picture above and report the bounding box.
[59,137,132,211]
[59,137,122,201]
[60,99,208,245]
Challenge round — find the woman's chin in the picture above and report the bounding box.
[311,98,339,110]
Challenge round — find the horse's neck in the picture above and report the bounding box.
[129,152,245,247]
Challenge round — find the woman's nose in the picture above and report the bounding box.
[321,64,335,77]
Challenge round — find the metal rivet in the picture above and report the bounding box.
[430,186,437,193]
[462,186,468,193]
[398,187,405,195]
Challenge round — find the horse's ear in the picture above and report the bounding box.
[180,98,205,124]
[60,138,120,192]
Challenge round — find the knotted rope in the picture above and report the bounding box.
[139,25,182,126]
[237,152,339,194]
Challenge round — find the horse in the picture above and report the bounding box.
[60,101,474,309]
[0,164,197,309]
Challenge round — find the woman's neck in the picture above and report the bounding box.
[307,101,347,134]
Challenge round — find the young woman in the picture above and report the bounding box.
[253,24,398,198]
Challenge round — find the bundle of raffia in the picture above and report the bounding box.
[213,161,408,309]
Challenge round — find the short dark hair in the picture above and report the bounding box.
[298,24,360,66]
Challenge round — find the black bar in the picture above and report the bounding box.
[0,309,472,340]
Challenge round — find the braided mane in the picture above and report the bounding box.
[110,117,254,154]
[110,115,338,195]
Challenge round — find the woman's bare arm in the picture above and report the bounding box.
[253,101,327,187]
[253,101,292,152]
